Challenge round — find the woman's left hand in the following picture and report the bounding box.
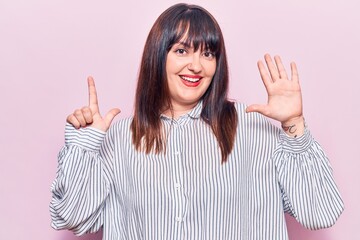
[246,54,303,122]
[246,54,305,136]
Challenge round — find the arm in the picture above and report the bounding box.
[50,125,111,235]
[246,54,344,228]
[50,77,120,235]
[275,128,344,229]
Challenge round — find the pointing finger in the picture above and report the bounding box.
[88,76,99,113]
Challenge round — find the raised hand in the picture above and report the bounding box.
[66,76,121,132]
[246,54,304,136]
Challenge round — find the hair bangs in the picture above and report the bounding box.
[168,8,221,56]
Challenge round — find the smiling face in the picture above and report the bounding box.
[165,41,217,116]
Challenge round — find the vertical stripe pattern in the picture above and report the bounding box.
[50,102,344,240]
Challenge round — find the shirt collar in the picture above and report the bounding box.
[160,100,203,120]
[187,100,203,119]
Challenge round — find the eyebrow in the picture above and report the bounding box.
[173,40,213,52]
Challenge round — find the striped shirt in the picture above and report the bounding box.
[50,102,344,240]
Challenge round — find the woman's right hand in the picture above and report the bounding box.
[66,76,121,132]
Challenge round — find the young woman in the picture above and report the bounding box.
[50,3,344,239]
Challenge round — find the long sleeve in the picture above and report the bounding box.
[50,123,115,235]
[274,128,344,230]
[49,102,345,239]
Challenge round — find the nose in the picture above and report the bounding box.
[187,52,202,73]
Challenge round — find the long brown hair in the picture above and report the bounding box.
[131,3,238,163]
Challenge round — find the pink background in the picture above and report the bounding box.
[0,0,358,239]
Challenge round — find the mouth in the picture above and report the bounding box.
[179,75,202,87]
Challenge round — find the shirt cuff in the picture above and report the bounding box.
[64,123,106,151]
[279,127,314,154]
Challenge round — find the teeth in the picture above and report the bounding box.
[181,76,201,82]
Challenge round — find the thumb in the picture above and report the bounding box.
[246,104,268,115]
[104,108,121,126]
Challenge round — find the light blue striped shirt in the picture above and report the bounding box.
[50,102,344,239]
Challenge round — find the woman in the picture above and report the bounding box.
[50,3,344,239]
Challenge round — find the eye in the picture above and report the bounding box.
[175,48,187,55]
[203,51,215,60]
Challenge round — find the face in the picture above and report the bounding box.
[165,41,217,113]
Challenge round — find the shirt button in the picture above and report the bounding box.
[174,183,181,189]
[176,217,182,222]
[174,151,180,155]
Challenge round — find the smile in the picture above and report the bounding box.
[180,75,202,83]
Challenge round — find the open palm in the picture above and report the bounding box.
[246,54,303,124]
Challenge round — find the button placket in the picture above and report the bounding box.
[171,123,186,224]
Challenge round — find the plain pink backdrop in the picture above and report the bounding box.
[0,0,358,239]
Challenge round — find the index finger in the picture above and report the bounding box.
[88,76,99,111]
[257,60,272,90]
